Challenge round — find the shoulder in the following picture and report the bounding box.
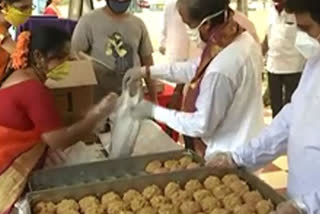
[128,14,147,29]
[208,32,262,74]
[79,8,104,23]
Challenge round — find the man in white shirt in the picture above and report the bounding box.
[124,0,264,159]
[207,0,320,213]
[262,0,305,117]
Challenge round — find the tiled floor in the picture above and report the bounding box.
[259,107,288,195]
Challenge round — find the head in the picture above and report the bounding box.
[13,26,70,81]
[177,0,229,42]
[105,0,131,14]
[46,0,61,7]
[0,0,33,26]
[286,0,320,40]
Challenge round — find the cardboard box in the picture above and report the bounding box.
[46,60,97,125]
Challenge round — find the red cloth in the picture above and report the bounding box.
[0,80,62,133]
[43,7,58,16]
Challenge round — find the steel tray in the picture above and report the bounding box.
[28,150,204,191]
[27,167,286,212]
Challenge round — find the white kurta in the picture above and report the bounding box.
[266,6,305,74]
[160,0,193,62]
[233,52,320,213]
[150,32,265,159]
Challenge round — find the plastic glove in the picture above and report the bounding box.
[123,67,146,89]
[131,99,155,120]
[45,149,68,168]
[272,201,304,214]
[86,93,119,120]
[206,152,237,170]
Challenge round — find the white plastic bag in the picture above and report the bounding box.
[109,81,143,158]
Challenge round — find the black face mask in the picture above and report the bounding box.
[106,0,131,14]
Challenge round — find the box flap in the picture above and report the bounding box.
[46,60,97,89]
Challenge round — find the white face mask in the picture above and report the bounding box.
[295,31,320,59]
[186,9,225,46]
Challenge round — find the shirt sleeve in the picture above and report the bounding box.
[232,103,292,170]
[295,193,320,214]
[71,16,93,53]
[150,58,199,83]
[153,73,236,138]
[20,81,62,133]
[138,20,154,57]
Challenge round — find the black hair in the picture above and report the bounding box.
[46,0,52,7]
[29,26,70,61]
[285,0,320,24]
[177,0,229,26]
[0,0,21,3]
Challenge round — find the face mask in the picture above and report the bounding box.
[295,31,320,59]
[107,0,131,14]
[186,9,225,45]
[47,61,70,81]
[2,5,32,27]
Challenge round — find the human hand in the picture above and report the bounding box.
[86,93,119,120]
[159,46,166,55]
[206,152,237,170]
[45,149,68,168]
[271,201,304,214]
[131,99,155,120]
[123,67,146,89]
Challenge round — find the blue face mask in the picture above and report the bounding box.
[107,0,131,14]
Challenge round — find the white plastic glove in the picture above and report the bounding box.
[271,201,305,214]
[86,93,119,121]
[123,67,146,89]
[131,99,155,120]
[206,152,237,170]
[45,149,68,168]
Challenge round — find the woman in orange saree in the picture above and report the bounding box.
[0,26,118,214]
[0,0,34,78]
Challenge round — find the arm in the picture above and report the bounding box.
[232,103,292,170]
[262,35,268,56]
[71,17,92,53]
[22,82,117,150]
[152,73,235,138]
[141,55,158,103]
[139,22,157,103]
[149,59,199,83]
[159,2,169,52]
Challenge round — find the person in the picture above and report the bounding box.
[124,0,264,159]
[0,0,33,78]
[206,0,320,213]
[262,0,305,117]
[71,0,157,103]
[0,26,118,213]
[44,0,62,17]
[159,0,259,130]
[159,0,259,112]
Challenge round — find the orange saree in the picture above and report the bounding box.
[0,126,45,214]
